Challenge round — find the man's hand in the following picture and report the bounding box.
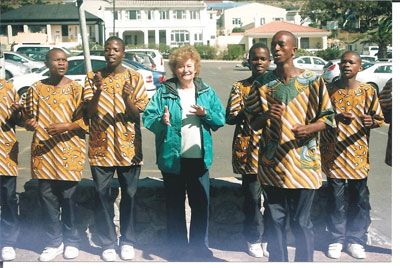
[45,123,71,136]
[162,105,171,126]
[94,71,103,92]
[190,105,207,116]
[292,124,310,139]
[336,112,355,125]
[269,103,285,120]
[24,118,38,131]
[10,102,22,114]
[122,82,134,100]
[360,114,374,128]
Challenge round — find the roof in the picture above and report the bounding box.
[246,21,330,35]
[112,0,205,8]
[206,2,250,10]
[0,3,102,24]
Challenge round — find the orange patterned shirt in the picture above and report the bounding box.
[24,80,87,181]
[0,79,19,176]
[320,82,384,179]
[84,68,149,166]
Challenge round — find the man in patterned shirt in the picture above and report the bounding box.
[320,51,383,260]
[23,48,88,261]
[0,79,22,261]
[83,36,149,262]
[246,31,335,262]
[226,43,270,258]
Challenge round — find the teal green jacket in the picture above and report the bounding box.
[143,77,225,174]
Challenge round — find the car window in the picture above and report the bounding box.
[66,60,85,75]
[362,62,374,70]
[92,60,106,71]
[5,54,22,62]
[297,57,311,64]
[374,65,392,73]
[313,58,325,65]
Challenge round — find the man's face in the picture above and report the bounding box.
[104,39,125,68]
[249,47,270,77]
[46,50,68,77]
[339,53,362,79]
[271,32,297,64]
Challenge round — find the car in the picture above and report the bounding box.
[293,56,327,72]
[322,59,375,84]
[4,51,45,72]
[356,62,392,93]
[5,59,31,80]
[9,55,156,101]
[126,49,165,72]
[123,59,165,90]
[360,55,377,62]
[13,44,72,56]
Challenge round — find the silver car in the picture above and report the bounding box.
[4,51,45,72]
[5,59,31,80]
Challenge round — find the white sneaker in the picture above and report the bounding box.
[39,243,64,262]
[2,247,16,261]
[64,246,79,259]
[347,243,366,259]
[247,242,263,258]
[120,245,135,260]
[102,249,117,262]
[327,243,343,259]
[261,242,269,257]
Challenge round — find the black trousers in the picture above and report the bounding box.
[162,158,210,249]
[0,175,19,247]
[38,179,80,248]
[242,174,267,244]
[327,177,370,245]
[91,165,140,249]
[263,186,315,262]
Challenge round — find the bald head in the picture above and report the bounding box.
[341,51,361,64]
[272,31,297,48]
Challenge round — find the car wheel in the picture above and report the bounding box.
[5,70,12,80]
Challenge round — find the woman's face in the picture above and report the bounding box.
[175,58,196,85]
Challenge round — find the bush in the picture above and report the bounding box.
[232,27,245,33]
[223,44,244,60]
[194,44,217,59]
[296,49,314,56]
[316,48,343,61]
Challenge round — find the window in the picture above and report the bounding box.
[147,10,152,20]
[173,10,186,19]
[114,11,118,20]
[273,17,283,21]
[129,10,141,20]
[313,58,325,65]
[374,65,392,73]
[5,54,24,63]
[28,25,47,33]
[297,57,311,64]
[210,14,213,19]
[260,18,266,25]
[190,10,199,20]
[232,18,241,25]
[160,10,169,20]
[194,33,202,41]
[171,30,190,45]
[300,38,309,49]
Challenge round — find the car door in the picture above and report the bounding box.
[312,57,326,72]
[295,57,312,70]
[373,64,392,92]
[65,59,107,86]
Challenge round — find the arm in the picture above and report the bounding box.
[292,121,327,139]
[124,71,149,122]
[250,103,285,131]
[22,83,39,131]
[225,83,246,125]
[84,71,103,119]
[142,87,168,135]
[122,82,141,121]
[362,83,384,129]
[198,88,225,131]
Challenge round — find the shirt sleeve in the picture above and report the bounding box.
[72,83,89,132]
[225,82,245,125]
[23,81,39,121]
[129,69,149,112]
[314,76,336,128]
[83,71,95,102]
[365,83,384,127]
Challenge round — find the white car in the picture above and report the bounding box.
[293,56,327,72]
[13,44,72,56]
[9,55,156,100]
[126,49,165,72]
[356,62,392,93]
[4,51,45,72]
[5,59,31,80]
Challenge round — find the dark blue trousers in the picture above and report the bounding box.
[0,175,19,247]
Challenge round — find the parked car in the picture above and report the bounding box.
[126,49,165,72]
[293,56,327,72]
[9,55,155,101]
[356,62,392,93]
[123,59,165,90]
[5,59,31,80]
[13,44,72,56]
[360,55,377,62]
[322,59,375,84]
[4,51,45,72]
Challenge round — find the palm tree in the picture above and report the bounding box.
[360,16,392,58]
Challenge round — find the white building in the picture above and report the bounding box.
[223,2,287,35]
[89,0,217,47]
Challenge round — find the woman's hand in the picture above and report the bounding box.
[190,104,207,116]
[162,105,171,126]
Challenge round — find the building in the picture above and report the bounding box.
[99,0,217,47]
[0,2,104,49]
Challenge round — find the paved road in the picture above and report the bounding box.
[12,61,392,263]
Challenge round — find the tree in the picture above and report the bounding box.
[359,16,392,59]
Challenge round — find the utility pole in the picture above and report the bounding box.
[76,0,92,72]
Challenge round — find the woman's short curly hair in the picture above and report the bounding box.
[168,46,201,78]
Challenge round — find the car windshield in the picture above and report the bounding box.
[362,62,374,70]
[36,66,48,73]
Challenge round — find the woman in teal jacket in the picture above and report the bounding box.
[143,46,225,260]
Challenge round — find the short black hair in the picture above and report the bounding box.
[45,48,66,62]
[341,51,361,64]
[105,36,125,51]
[249,43,270,59]
[272,30,298,47]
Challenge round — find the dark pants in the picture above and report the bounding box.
[242,174,267,244]
[38,179,79,248]
[263,186,315,262]
[91,165,140,249]
[0,175,19,247]
[327,177,370,245]
[162,158,210,249]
